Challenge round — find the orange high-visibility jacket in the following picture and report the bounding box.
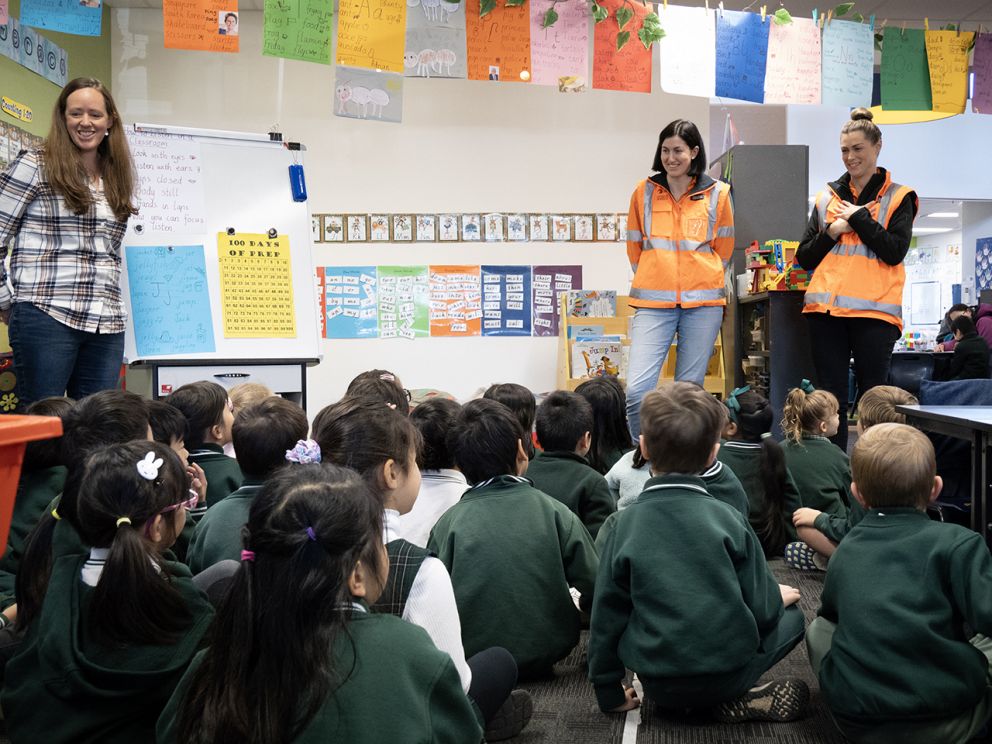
[803,171,915,331]
[626,173,734,309]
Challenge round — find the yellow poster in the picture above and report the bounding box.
[217,233,296,338]
[925,30,975,113]
[336,0,406,73]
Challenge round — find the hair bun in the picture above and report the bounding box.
[850,107,874,122]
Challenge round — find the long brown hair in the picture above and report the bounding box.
[43,77,137,220]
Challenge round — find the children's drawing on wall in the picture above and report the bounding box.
[507,214,527,241]
[462,214,481,241]
[977,237,992,291]
[334,67,404,123]
[529,214,549,241]
[416,214,437,241]
[323,215,344,242]
[573,215,593,242]
[393,214,413,241]
[552,215,572,241]
[595,213,617,241]
[616,215,627,241]
[312,216,322,242]
[558,76,586,92]
[439,214,459,240]
[370,214,391,241]
[484,213,504,241]
[404,0,468,79]
[347,215,368,242]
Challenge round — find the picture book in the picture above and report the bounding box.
[566,289,617,317]
[571,339,626,379]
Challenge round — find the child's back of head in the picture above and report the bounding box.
[857,385,918,430]
[148,399,188,451]
[448,399,525,485]
[781,385,840,444]
[165,382,232,450]
[640,382,724,475]
[228,382,273,415]
[410,397,462,471]
[952,313,978,338]
[483,383,536,458]
[575,377,631,473]
[851,423,936,510]
[21,397,74,472]
[346,369,410,415]
[535,390,593,454]
[233,397,309,481]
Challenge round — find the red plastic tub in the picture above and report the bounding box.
[0,416,63,556]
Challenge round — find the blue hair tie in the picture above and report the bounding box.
[799,379,816,394]
[725,385,750,424]
[306,526,318,542]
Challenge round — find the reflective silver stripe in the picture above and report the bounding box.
[629,287,678,302]
[643,181,655,237]
[875,182,906,227]
[805,292,832,305]
[631,263,638,273]
[645,237,678,251]
[816,192,829,229]
[834,294,903,318]
[682,287,725,302]
[846,243,876,260]
[627,230,643,242]
[829,244,846,255]
[706,186,721,241]
[716,226,734,238]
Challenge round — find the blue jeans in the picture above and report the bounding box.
[8,302,124,409]
[625,305,724,441]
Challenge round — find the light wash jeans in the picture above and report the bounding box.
[625,305,724,442]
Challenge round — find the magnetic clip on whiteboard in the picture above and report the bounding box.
[289,164,308,202]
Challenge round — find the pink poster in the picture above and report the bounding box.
[0,0,8,25]
[529,0,589,88]
[974,33,992,115]
[763,16,821,104]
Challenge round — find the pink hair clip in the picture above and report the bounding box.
[240,550,255,562]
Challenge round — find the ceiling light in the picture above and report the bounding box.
[913,227,954,235]
[925,212,959,219]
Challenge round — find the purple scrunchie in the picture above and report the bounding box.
[286,439,322,464]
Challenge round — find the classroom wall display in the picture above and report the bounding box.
[532,265,582,336]
[975,34,992,115]
[925,29,975,114]
[0,122,43,170]
[0,1,7,25]
[319,266,380,338]
[879,27,932,111]
[977,237,992,292]
[378,265,430,338]
[464,0,531,82]
[429,265,482,336]
[763,16,821,104]
[217,232,296,338]
[820,18,874,107]
[592,0,651,93]
[334,66,404,123]
[0,18,69,86]
[128,130,207,235]
[21,0,102,37]
[337,0,406,72]
[262,0,332,64]
[481,265,532,336]
[529,0,589,88]
[658,4,715,98]
[404,0,467,79]
[715,9,769,103]
[163,0,240,53]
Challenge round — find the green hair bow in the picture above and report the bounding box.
[725,385,750,424]
[799,379,816,394]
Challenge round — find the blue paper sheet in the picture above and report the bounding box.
[21,0,101,37]
[323,266,380,339]
[126,245,216,358]
[715,10,769,103]
[821,19,874,107]
[481,265,532,336]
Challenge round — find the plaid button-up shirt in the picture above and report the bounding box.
[0,149,130,333]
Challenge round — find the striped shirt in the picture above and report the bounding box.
[0,149,130,333]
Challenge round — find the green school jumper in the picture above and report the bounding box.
[2,554,214,744]
[782,435,851,517]
[589,474,804,712]
[187,444,243,507]
[186,480,264,574]
[0,466,66,609]
[428,474,599,678]
[525,451,616,539]
[813,498,867,544]
[156,608,483,744]
[810,509,992,742]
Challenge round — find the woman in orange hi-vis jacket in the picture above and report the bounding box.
[624,119,734,441]
[797,108,918,451]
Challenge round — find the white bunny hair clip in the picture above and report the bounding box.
[137,452,164,481]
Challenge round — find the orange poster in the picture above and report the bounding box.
[465,0,532,82]
[164,0,240,53]
[592,0,651,93]
[336,0,407,73]
[428,265,482,337]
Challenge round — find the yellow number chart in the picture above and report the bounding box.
[217,233,297,338]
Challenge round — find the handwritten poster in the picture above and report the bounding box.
[428,265,482,336]
[465,0,531,82]
[658,5,714,98]
[821,18,874,108]
[125,245,215,358]
[405,0,467,79]
[0,1,6,25]
[592,0,650,93]
[715,9,769,103]
[21,0,101,37]
[481,265,532,336]
[322,266,379,338]
[378,266,429,339]
[334,66,404,123]
[529,0,588,87]
[532,265,581,337]
[217,233,296,338]
[263,0,332,64]
[925,29,975,114]
[337,0,406,72]
[880,27,932,111]
[164,0,239,53]
[127,131,206,235]
[975,34,992,115]
[764,17,820,104]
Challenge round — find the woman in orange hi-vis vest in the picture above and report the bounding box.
[624,119,735,441]
[797,109,918,451]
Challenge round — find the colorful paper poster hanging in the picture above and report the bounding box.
[592,0,651,93]
[481,265,532,336]
[263,0,332,64]
[164,0,240,53]
[821,18,874,108]
[127,131,207,235]
[428,265,482,336]
[977,237,992,291]
[975,34,992,115]
[336,0,406,72]
[880,27,931,111]
[465,0,531,82]
[529,0,589,87]
[125,245,216,357]
[0,1,7,25]
[658,5,715,98]
[19,25,44,76]
[334,67,404,123]
[20,0,101,37]
[321,266,380,338]
[378,266,429,339]
[925,29,975,114]
[715,9,769,103]
[763,17,820,104]
[531,265,581,337]
[405,0,467,79]
[217,233,296,338]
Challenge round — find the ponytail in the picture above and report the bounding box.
[755,437,791,557]
[781,383,839,444]
[14,509,58,631]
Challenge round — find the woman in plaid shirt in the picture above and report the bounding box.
[0,78,137,409]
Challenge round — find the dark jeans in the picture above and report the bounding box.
[8,302,125,409]
[805,313,901,451]
[467,646,518,725]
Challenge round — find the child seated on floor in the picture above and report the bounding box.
[717,386,802,557]
[483,383,537,459]
[187,397,308,574]
[807,423,992,744]
[165,382,242,506]
[346,369,410,415]
[589,382,808,723]
[526,390,615,540]
[224,382,273,457]
[575,377,633,474]
[791,385,918,569]
[429,399,599,680]
[944,314,991,381]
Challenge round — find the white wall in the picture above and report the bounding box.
[902,230,963,336]
[111,8,709,413]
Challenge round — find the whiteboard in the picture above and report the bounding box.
[120,124,320,364]
[910,281,941,326]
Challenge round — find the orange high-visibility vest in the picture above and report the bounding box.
[802,171,915,331]
[626,174,735,310]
